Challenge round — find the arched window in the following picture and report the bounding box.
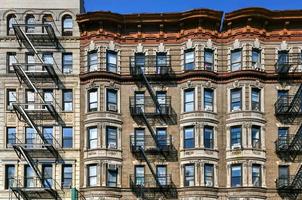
[62,15,73,36]
[42,14,53,33]
[7,14,16,35]
[26,15,35,33]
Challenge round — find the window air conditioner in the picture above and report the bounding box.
[108,104,117,112]
[232,143,241,150]
[205,105,213,111]
[7,105,14,110]
[205,180,213,187]
[108,143,117,149]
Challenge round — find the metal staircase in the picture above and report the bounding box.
[275,51,302,200]
[10,21,64,200]
[129,55,177,199]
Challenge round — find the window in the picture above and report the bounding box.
[184,126,194,149]
[42,14,53,33]
[278,51,289,66]
[204,126,214,149]
[277,90,288,98]
[62,165,72,188]
[7,52,17,73]
[7,127,16,147]
[42,164,52,188]
[134,92,144,113]
[25,15,35,33]
[134,53,145,73]
[252,164,261,187]
[62,15,73,36]
[43,89,53,105]
[7,89,16,109]
[252,48,261,69]
[25,127,36,146]
[88,51,98,72]
[88,127,97,149]
[204,88,214,111]
[156,165,167,186]
[156,91,167,114]
[62,53,73,74]
[5,165,15,189]
[63,89,73,111]
[24,165,34,187]
[87,164,97,186]
[204,49,214,71]
[252,126,261,149]
[231,88,242,111]
[278,165,289,187]
[135,166,145,185]
[43,52,53,66]
[88,89,98,112]
[107,165,118,187]
[107,89,118,112]
[106,51,117,73]
[184,89,194,112]
[26,53,35,71]
[7,14,16,35]
[184,164,194,186]
[106,127,117,149]
[156,52,168,74]
[251,88,261,111]
[134,129,145,150]
[184,49,195,70]
[231,164,242,187]
[62,127,73,148]
[43,127,53,144]
[26,90,35,110]
[278,127,289,150]
[230,126,241,149]
[231,49,242,71]
[204,164,214,187]
[156,128,167,148]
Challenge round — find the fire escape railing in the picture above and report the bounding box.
[10,22,63,200]
[275,53,302,199]
[129,56,177,199]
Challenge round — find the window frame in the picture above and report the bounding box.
[204,88,214,112]
[106,126,117,149]
[184,49,195,70]
[252,48,261,68]
[106,89,118,112]
[204,164,214,187]
[106,50,118,73]
[230,126,242,149]
[231,164,242,187]
[88,50,98,72]
[88,127,98,149]
[231,49,242,71]
[62,164,72,188]
[88,89,98,112]
[252,164,261,187]
[107,166,118,187]
[251,88,261,111]
[5,165,15,189]
[184,164,195,187]
[7,52,17,73]
[62,89,73,112]
[230,88,242,111]
[184,126,195,149]
[62,127,73,148]
[87,164,97,187]
[204,126,214,149]
[62,15,73,36]
[7,14,16,36]
[251,125,261,149]
[7,89,16,110]
[184,88,195,112]
[204,48,214,71]
[25,14,35,33]
[6,127,16,147]
[62,53,73,74]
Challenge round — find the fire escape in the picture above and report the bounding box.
[275,52,302,199]
[10,22,64,200]
[129,55,177,199]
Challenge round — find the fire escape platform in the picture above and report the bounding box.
[11,187,58,200]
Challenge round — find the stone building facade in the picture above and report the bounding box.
[0,2,302,200]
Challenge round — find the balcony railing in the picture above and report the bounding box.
[275,53,302,74]
[130,55,173,76]
[130,174,173,189]
[130,135,172,153]
[275,95,302,116]
[129,96,172,117]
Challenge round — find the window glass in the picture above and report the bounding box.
[184,164,195,186]
[231,126,241,148]
[63,90,73,111]
[107,127,117,149]
[7,127,16,146]
[88,165,97,186]
[88,89,98,112]
[252,164,261,187]
[62,165,72,188]
[252,126,261,149]
[204,164,214,187]
[231,89,241,111]
[88,127,97,149]
[107,51,117,73]
[252,49,261,68]
[107,168,118,187]
[184,89,194,112]
[63,53,73,74]
[88,51,98,72]
[135,166,144,185]
[5,165,15,189]
[107,89,117,112]
[231,49,242,71]
[204,49,214,71]
[204,126,214,149]
[184,126,194,149]
[25,165,34,187]
[185,50,195,70]
[156,165,167,186]
[231,164,241,187]
[42,165,52,188]
[62,127,73,148]
[134,129,145,150]
[204,89,214,111]
[251,88,260,111]
[7,90,16,108]
[43,127,53,144]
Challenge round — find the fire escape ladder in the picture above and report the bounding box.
[288,84,302,114]
[138,147,162,189]
[288,123,302,160]
[292,164,302,190]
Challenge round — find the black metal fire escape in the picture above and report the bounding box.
[10,23,63,200]
[275,52,302,199]
[129,55,177,199]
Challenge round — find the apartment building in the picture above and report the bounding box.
[0,2,302,200]
[0,0,83,199]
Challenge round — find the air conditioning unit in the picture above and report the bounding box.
[232,107,241,112]
[205,105,213,111]
[232,143,241,150]
[108,104,117,112]
[7,105,14,110]
[108,143,117,149]
[64,69,72,74]
[108,164,117,170]
[205,180,213,187]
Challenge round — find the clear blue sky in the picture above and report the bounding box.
[84,0,302,13]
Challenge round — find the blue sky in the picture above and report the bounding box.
[84,0,302,13]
